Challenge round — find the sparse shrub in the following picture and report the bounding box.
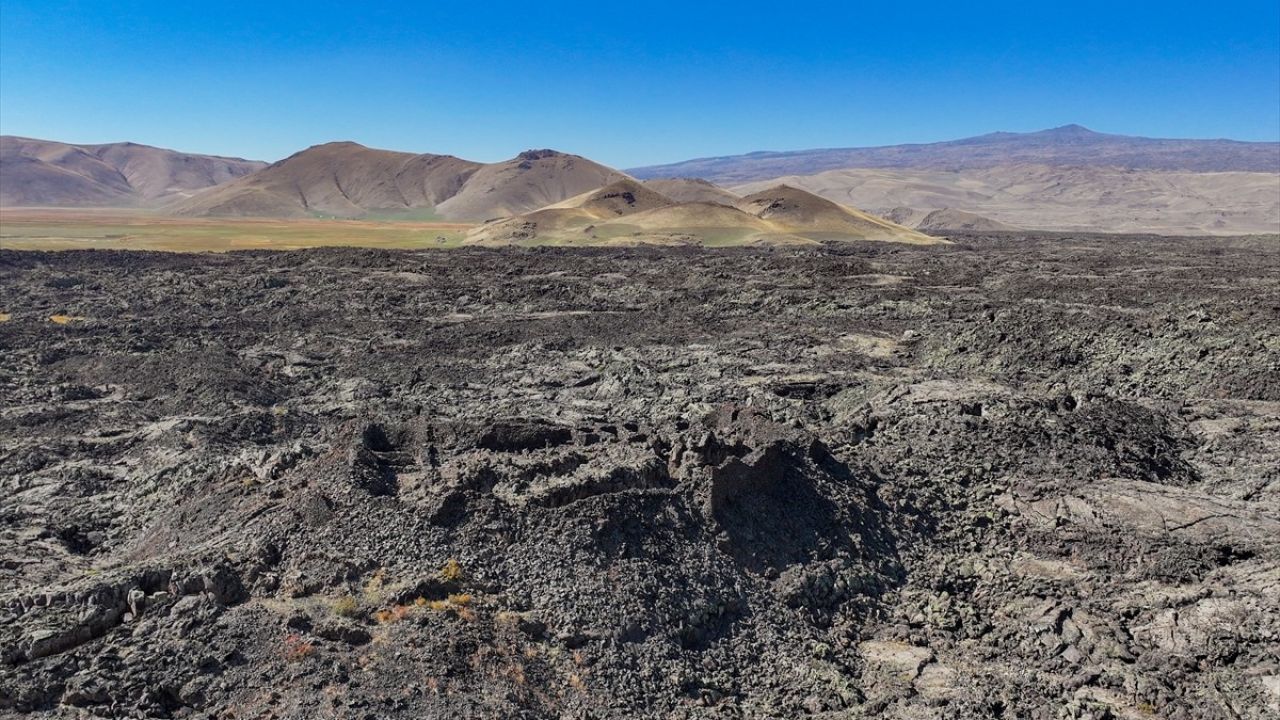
[422,593,476,618]
[363,568,387,604]
[440,559,463,583]
[374,604,414,624]
[331,595,359,618]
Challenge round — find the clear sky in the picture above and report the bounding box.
[2,1,1277,168]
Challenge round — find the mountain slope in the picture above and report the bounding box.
[733,165,1280,235]
[434,150,627,220]
[167,142,482,219]
[883,207,1021,232]
[463,179,676,244]
[642,178,741,205]
[466,183,937,246]
[628,125,1280,183]
[168,145,624,221]
[734,185,934,243]
[543,179,674,216]
[0,136,265,207]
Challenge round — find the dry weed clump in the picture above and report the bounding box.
[362,568,387,604]
[418,592,477,620]
[439,558,463,583]
[331,595,360,618]
[282,633,315,662]
[374,604,414,624]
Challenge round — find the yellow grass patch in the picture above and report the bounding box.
[49,314,84,325]
[439,558,463,583]
[422,592,475,615]
[0,208,469,252]
[374,604,415,624]
[837,333,900,359]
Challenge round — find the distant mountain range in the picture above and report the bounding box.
[730,164,1280,236]
[1,126,1277,237]
[167,142,626,221]
[0,136,264,207]
[627,125,1280,183]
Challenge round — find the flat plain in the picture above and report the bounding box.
[0,209,471,252]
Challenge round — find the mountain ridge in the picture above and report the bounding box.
[0,135,266,207]
[464,181,937,246]
[731,163,1280,235]
[628,125,1280,183]
[166,142,624,221]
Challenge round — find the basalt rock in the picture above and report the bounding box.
[1,236,1276,719]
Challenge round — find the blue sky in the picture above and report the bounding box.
[1,1,1277,167]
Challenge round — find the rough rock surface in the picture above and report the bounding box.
[1,234,1278,719]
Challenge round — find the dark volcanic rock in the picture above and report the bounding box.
[1,234,1278,719]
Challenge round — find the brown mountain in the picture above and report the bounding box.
[167,142,482,219]
[464,179,675,244]
[733,185,932,242]
[168,144,624,221]
[433,150,627,220]
[641,178,741,205]
[543,179,675,216]
[628,125,1280,183]
[883,207,1021,232]
[0,136,265,207]
[466,182,936,246]
[734,165,1280,236]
